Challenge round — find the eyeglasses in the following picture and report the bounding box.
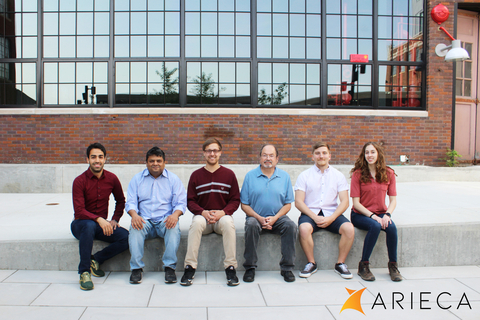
[261,154,276,159]
[204,149,221,154]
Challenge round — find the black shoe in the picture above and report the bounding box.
[281,270,296,282]
[180,265,196,286]
[165,267,177,284]
[225,266,239,286]
[243,268,255,282]
[130,268,143,284]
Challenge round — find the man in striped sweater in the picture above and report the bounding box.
[181,138,241,286]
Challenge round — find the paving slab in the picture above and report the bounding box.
[4,270,109,285]
[31,283,154,307]
[457,277,480,294]
[0,283,49,306]
[148,284,266,307]
[80,307,207,320]
[327,303,465,320]
[0,270,15,282]
[399,266,480,280]
[260,281,373,306]
[208,306,334,320]
[0,306,85,320]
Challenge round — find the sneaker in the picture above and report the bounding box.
[225,266,239,286]
[357,261,375,281]
[180,265,196,286]
[243,268,255,282]
[79,271,94,290]
[335,263,353,279]
[281,270,296,282]
[299,262,317,278]
[90,259,105,277]
[130,268,143,284]
[165,267,177,284]
[388,262,403,282]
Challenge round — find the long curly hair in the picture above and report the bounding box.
[350,142,393,184]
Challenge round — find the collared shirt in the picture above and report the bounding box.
[294,165,349,217]
[240,165,294,217]
[350,168,397,214]
[72,168,125,221]
[126,168,187,222]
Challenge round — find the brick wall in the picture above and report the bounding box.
[0,113,450,165]
[0,0,459,166]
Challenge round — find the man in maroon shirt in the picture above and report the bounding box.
[180,138,240,286]
[71,143,129,290]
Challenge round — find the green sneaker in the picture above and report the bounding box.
[79,271,94,290]
[90,259,105,277]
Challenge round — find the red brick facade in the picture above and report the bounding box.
[0,1,465,166]
[0,112,449,165]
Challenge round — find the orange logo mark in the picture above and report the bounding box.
[340,287,367,315]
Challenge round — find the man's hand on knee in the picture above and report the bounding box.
[96,217,114,236]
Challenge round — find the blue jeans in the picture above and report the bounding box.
[71,219,129,274]
[243,215,297,271]
[128,219,180,270]
[350,210,397,262]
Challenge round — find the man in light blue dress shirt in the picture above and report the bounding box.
[126,147,187,284]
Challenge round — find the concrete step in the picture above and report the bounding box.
[1,181,480,272]
[2,223,480,272]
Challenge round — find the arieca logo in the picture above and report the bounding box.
[340,287,472,316]
[340,287,367,315]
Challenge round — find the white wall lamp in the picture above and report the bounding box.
[432,4,470,62]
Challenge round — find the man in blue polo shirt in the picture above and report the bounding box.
[240,144,297,282]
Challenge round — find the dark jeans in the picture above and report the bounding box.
[71,219,129,274]
[350,210,397,262]
[243,215,297,271]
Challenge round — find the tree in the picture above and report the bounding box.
[189,72,225,104]
[156,64,178,95]
[258,83,288,105]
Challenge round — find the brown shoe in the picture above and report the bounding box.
[358,261,375,281]
[388,262,403,282]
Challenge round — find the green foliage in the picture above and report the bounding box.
[445,149,462,167]
[189,72,225,104]
[258,83,288,105]
[155,64,178,95]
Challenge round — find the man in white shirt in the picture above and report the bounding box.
[294,142,355,279]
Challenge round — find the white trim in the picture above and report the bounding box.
[197,189,230,196]
[0,107,429,117]
[196,182,232,189]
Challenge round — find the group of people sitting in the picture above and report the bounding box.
[71,139,402,291]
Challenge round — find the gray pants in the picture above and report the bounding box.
[243,215,297,271]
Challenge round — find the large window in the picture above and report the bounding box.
[0,0,426,109]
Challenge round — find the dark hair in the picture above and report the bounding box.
[146,147,166,162]
[350,141,394,183]
[86,143,106,158]
[312,142,330,153]
[259,144,278,157]
[203,138,222,151]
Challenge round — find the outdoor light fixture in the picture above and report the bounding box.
[431,4,470,62]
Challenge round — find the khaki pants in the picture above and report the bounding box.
[184,215,237,269]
